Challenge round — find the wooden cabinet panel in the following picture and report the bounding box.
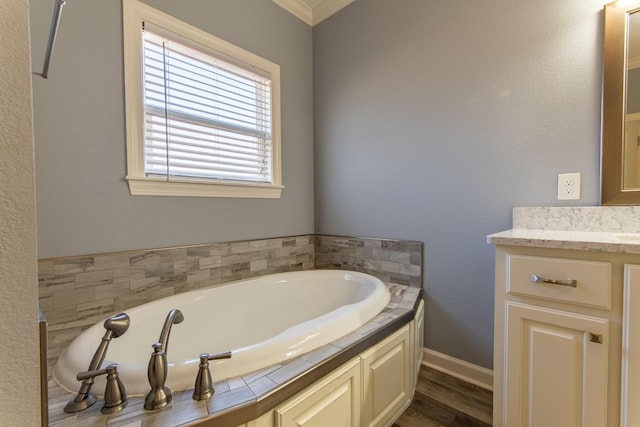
[507,254,612,309]
[361,324,411,427]
[266,304,422,427]
[505,302,608,427]
[275,358,361,427]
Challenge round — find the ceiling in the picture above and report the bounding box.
[272,0,354,26]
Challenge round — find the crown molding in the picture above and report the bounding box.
[272,0,354,26]
[273,0,313,25]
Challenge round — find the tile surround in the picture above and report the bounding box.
[39,234,423,331]
[39,236,313,330]
[314,235,423,287]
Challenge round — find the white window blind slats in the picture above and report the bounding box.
[144,37,271,95]
[144,111,271,150]
[144,136,269,166]
[144,104,271,141]
[145,47,272,111]
[141,28,273,183]
[144,143,269,170]
[147,116,269,165]
[144,113,270,181]
[143,57,272,131]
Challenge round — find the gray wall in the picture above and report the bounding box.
[30,0,608,369]
[30,0,314,259]
[313,0,604,368]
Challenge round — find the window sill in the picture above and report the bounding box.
[126,176,283,198]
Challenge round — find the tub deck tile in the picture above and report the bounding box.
[372,312,401,326]
[247,375,280,397]
[301,343,341,365]
[266,357,315,385]
[242,364,282,385]
[226,377,247,391]
[328,330,365,349]
[205,385,256,414]
[104,400,146,427]
[356,320,385,336]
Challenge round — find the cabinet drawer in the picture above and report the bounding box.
[507,255,612,309]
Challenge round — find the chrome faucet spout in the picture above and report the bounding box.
[144,309,184,410]
[158,309,184,357]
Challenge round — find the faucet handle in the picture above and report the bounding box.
[77,364,127,414]
[192,351,232,401]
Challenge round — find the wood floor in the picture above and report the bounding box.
[393,365,493,427]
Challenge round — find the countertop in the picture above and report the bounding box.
[487,229,640,254]
[487,206,640,254]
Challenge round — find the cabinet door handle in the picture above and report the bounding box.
[589,333,603,344]
[530,274,577,288]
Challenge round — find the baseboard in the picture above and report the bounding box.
[422,348,493,391]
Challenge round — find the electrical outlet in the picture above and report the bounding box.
[558,173,581,200]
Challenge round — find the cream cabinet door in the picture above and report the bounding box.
[361,324,411,427]
[274,357,361,427]
[504,302,608,427]
[621,264,640,427]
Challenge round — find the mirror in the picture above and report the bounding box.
[602,1,640,204]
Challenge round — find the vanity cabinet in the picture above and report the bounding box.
[493,246,627,427]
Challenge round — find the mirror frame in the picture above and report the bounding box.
[602,1,640,205]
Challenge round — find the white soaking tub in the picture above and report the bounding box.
[53,270,391,396]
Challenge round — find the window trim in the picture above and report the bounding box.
[122,0,283,198]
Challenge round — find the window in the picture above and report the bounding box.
[123,0,282,197]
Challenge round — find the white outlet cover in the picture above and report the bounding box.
[558,172,581,200]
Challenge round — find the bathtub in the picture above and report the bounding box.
[53,269,391,397]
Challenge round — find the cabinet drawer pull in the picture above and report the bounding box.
[530,274,577,288]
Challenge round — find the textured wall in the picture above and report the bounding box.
[29,0,314,259]
[313,0,604,368]
[0,0,41,423]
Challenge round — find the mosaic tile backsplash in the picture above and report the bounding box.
[38,234,423,332]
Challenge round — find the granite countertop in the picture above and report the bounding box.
[46,282,422,427]
[487,229,640,254]
[487,206,640,254]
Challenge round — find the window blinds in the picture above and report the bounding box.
[142,29,273,183]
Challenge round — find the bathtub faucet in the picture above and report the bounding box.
[193,351,232,401]
[144,309,184,410]
[64,312,130,413]
[158,308,184,356]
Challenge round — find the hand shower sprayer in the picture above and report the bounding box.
[63,312,131,413]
